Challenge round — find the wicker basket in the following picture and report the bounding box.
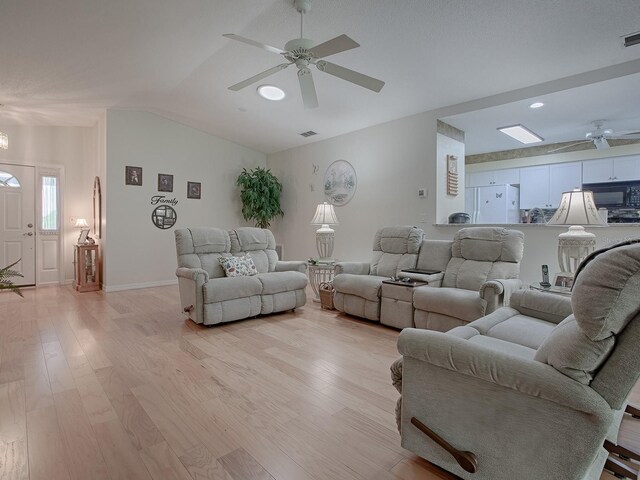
[319,281,335,310]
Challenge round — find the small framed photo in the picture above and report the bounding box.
[78,228,90,245]
[554,274,574,289]
[187,181,201,199]
[158,173,173,192]
[125,166,142,186]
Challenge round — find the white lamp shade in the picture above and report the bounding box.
[310,202,339,225]
[547,190,605,226]
[74,218,90,228]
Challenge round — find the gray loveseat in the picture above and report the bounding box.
[392,239,640,480]
[175,227,307,325]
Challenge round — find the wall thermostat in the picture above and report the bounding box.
[418,188,426,198]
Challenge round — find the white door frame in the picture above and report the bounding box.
[0,162,66,286]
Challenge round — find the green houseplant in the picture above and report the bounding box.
[237,167,284,228]
[0,259,24,297]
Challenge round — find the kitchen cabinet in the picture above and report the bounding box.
[467,168,520,187]
[520,163,582,209]
[582,156,640,183]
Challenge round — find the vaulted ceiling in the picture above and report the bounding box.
[1,0,640,154]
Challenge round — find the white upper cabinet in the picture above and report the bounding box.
[520,163,582,209]
[467,168,520,187]
[582,156,640,183]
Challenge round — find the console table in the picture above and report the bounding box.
[308,263,336,302]
[73,244,100,292]
[381,279,428,329]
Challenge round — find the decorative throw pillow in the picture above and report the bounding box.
[218,254,258,277]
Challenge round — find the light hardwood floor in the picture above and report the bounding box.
[0,285,637,480]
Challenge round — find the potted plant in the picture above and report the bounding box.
[0,259,24,297]
[237,167,284,228]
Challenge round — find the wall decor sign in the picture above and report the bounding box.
[151,205,177,229]
[125,166,142,186]
[150,195,178,206]
[187,181,201,199]
[446,155,459,196]
[158,173,173,192]
[324,160,357,206]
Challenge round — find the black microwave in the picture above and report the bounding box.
[583,182,640,209]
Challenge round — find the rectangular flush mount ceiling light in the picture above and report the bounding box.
[497,124,544,144]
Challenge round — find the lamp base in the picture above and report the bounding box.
[316,225,335,262]
[557,225,596,276]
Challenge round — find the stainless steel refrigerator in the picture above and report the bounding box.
[465,185,520,224]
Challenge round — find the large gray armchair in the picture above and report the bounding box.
[333,226,424,321]
[392,239,640,480]
[412,227,524,332]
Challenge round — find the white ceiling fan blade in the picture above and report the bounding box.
[310,34,359,59]
[316,61,385,93]
[298,68,318,109]
[228,63,291,91]
[547,140,591,153]
[223,33,287,55]
[608,131,640,139]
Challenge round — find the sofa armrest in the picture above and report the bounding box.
[275,261,307,273]
[175,267,208,324]
[401,271,444,286]
[176,267,209,282]
[335,262,370,275]
[508,289,573,325]
[479,278,522,313]
[397,328,609,415]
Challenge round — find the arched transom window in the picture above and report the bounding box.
[0,171,20,187]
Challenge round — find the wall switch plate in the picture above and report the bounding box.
[418,188,426,198]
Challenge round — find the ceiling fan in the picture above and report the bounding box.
[548,120,640,153]
[223,0,385,109]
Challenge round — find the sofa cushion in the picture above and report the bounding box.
[413,287,484,322]
[571,241,640,341]
[369,226,423,277]
[229,228,278,273]
[483,315,556,350]
[256,271,308,295]
[467,335,537,360]
[534,315,615,384]
[333,274,387,301]
[203,276,262,303]
[218,254,258,277]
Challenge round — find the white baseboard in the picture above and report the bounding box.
[103,279,178,293]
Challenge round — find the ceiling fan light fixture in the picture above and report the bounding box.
[529,102,545,109]
[497,124,544,144]
[257,85,286,101]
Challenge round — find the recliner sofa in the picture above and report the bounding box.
[333,226,424,321]
[392,239,640,480]
[175,227,307,325]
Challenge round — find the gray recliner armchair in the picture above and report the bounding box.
[333,226,424,321]
[412,227,524,332]
[392,239,640,480]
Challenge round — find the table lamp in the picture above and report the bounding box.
[310,202,339,263]
[546,189,606,276]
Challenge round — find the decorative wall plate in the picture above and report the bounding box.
[324,160,357,206]
[151,205,177,229]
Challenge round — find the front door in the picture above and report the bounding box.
[0,164,36,286]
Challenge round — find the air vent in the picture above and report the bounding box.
[624,32,640,48]
[299,130,317,137]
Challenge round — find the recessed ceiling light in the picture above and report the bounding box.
[497,124,544,144]
[529,102,544,109]
[257,85,285,101]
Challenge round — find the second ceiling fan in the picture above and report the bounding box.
[223,0,385,109]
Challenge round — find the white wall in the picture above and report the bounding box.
[104,110,266,291]
[0,125,100,283]
[268,111,438,264]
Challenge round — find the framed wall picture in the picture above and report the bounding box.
[158,173,173,192]
[125,166,142,186]
[151,205,177,229]
[324,160,357,206]
[187,181,201,199]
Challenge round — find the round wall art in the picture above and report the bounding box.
[151,205,177,229]
[324,160,357,206]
